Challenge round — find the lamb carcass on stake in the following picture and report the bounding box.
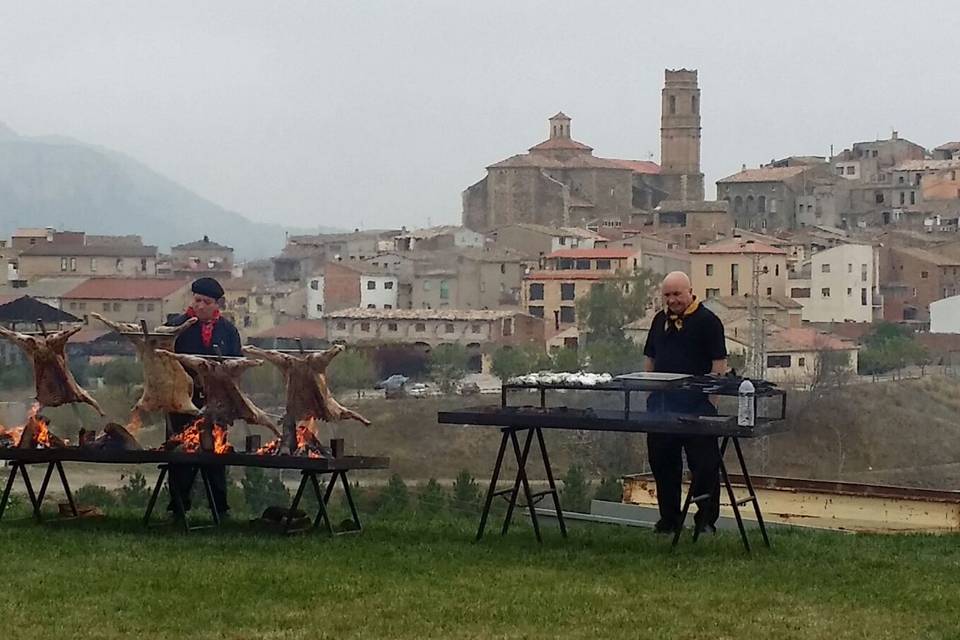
[91,313,201,419]
[243,344,371,426]
[0,325,104,415]
[155,351,280,436]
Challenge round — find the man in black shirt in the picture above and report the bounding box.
[165,277,242,518]
[643,271,727,534]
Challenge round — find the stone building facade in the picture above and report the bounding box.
[462,69,706,233]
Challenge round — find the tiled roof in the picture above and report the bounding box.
[934,141,960,152]
[253,319,327,340]
[551,112,570,120]
[395,225,468,239]
[63,278,189,300]
[489,153,629,171]
[706,295,803,311]
[657,200,728,213]
[547,248,640,259]
[524,270,619,281]
[603,159,661,175]
[717,166,811,183]
[171,238,234,251]
[15,277,91,299]
[891,159,960,171]
[19,244,158,257]
[325,308,531,321]
[766,326,856,353]
[221,278,256,291]
[528,137,594,152]
[690,239,787,255]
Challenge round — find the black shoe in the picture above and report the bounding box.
[654,519,681,534]
[694,522,717,536]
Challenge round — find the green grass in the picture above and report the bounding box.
[1,509,959,640]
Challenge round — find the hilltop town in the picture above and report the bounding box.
[2,68,959,388]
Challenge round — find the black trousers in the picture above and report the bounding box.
[166,413,229,514]
[647,432,721,529]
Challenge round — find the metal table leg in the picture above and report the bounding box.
[718,437,751,552]
[732,437,770,548]
[35,461,78,520]
[534,426,566,538]
[282,471,310,534]
[309,472,334,535]
[476,430,509,541]
[501,428,541,542]
[143,465,168,526]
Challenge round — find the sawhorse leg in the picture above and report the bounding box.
[35,461,79,520]
[0,461,40,521]
[143,464,220,533]
[476,430,509,541]
[321,470,362,535]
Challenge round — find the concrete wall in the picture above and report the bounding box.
[930,295,960,333]
[359,275,399,309]
[689,253,787,300]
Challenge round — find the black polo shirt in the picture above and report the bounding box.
[165,313,242,357]
[643,304,727,413]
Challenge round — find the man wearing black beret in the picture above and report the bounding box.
[164,277,242,519]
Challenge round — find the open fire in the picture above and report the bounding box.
[0,403,65,449]
[256,416,330,458]
[163,418,234,454]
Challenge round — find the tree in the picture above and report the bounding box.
[550,347,580,372]
[327,348,376,393]
[811,348,853,388]
[101,357,143,397]
[428,344,469,393]
[241,467,290,515]
[118,471,151,509]
[379,473,410,514]
[560,465,592,513]
[492,344,555,381]
[576,268,657,344]
[416,478,448,517]
[582,338,645,376]
[451,469,481,513]
[858,323,928,376]
[593,475,623,503]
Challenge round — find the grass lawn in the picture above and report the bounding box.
[1,507,959,640]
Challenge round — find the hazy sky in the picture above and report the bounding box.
[2,1,958,231]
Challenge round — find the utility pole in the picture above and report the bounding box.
[747,252,767,380]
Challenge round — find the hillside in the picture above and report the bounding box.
[0,122,338,258]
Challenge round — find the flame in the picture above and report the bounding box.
[0,425,23,448]
[165,418,233,454]
[33,415,53,448]
[0,403,56,449]
[125,411,143,435]
[295,418,323,458]
[256,438,280,455]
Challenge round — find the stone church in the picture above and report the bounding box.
[462,69,705,232]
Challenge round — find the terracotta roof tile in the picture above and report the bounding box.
[690,239,787,255]
[63,278,190,300]
[717,166,811,183]
[603,159,662,174]
[547,248,640,259]
[325,308,532,321]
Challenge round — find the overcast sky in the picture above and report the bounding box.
[1,1,957,231]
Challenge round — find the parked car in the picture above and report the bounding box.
[458,381,481,395]
[407,382,429,398]
[375,374,408,390]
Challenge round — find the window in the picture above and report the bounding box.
[898,176,905,184]
[388,322,398,332]
[669,94,676,114]
[113,303,120,312]
[360,322,370,332]
[471,323,482,333]
[60,257,68,272]
[790,288,810,298]
[90,258,97,272]
[596,259,611,270]
[900,192,905,205]
[444,323,455,334]
[69,257,77,272]
[706,264,714,276]
[560,283,575,301]
[140,258,147,272]
[69,302,77,310]
[500,263,506,274]
[384,304,392,309]
[503,318,513,336]
[147,303,154,312]
[559,306,575,323]
[875,192,884,204]
[921,271,929,279]
[527,306,544,318]
[316,304,322,312]
[821,288,831,298]
[705,288,720,298]
[847,263,853,273]
[821,263,831,273]
[730,263,739,296]
[423,280,432,291]
[847,288,852,296]
[846,166,855,175]
[861,288,868,306]
[310,280,319,291]
[798,357,806,367]
[367,304,376,309]
[439,280,449,300]
[336,321,346,330]
[575,259,590,270]
[910,191,916,205]
[758,195,766,213]
[116,259,124,271]
[766,287,772,296]
[861,264,868,282]
[767,355,792,368]
[384,281,394,290]
[367,280,376,290]
[775,264,780,276]
[415,323,426,332]
[102,303,110,311]
[137,303,145,312]
[529,283,544,300]
[558,258,574,270]
[691,94,698,114]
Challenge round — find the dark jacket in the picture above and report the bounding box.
[165,313,242,357]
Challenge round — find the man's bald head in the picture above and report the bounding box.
[661,271,694,314]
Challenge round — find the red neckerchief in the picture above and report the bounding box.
[186,307,221,349]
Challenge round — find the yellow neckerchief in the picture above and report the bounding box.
[665,297,700,333]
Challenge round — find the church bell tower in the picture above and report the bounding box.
[660,69,704,201]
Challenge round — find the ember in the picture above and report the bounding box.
[294,419,331,458]
[163,418,233,454]
[256,438,281,455]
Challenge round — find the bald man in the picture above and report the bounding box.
[643,271,727,535]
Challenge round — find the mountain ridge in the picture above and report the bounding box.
[0,122,342,259]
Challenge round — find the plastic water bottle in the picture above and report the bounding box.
[738,379,755,427]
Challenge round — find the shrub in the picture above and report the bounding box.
[416,478,448,517]
[241,467,290,514]
[560,465,591,513]
[74,484,118,509]
[117,471,151,509]
[378,473,410,514]
[451,469,481,513]
[593,475,623,502]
